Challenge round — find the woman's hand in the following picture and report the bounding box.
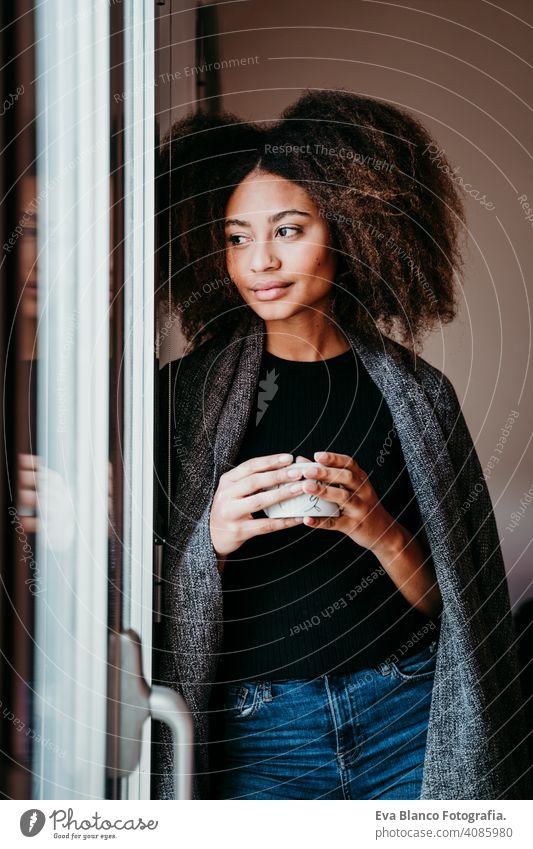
[17,452,39,534]
[16,452,77,552]
[18,454,114,540]
[295,451,442,618]
[294,451,399,552]
[209,452,307,560]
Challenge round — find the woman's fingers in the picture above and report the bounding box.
[239,480,306,515]
[313,451,367,481]
[18,486,38,509]
[231,454,335,499]
[19,516,38,535]
[303,513,344,530]
[224,452,293,483]
[302,459,365,491]
[301,479,353,509]
[240,515,304,537]
[18,468,38,490]
[231,463,307,498]
[18,452,39,469]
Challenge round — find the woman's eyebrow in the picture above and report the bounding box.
[269,208,312,225]
[224,209,312,227]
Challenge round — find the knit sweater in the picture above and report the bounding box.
[217,347,439,683]
[152,309,531,801]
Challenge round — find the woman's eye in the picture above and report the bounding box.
[277,226,301,238]
[226,226,302,246]
[226,234,248,246]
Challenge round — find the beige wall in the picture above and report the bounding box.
[160,0,533,604]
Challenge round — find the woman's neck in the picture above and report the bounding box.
[263,312,350,362]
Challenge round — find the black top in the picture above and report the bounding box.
[215,346,439,684]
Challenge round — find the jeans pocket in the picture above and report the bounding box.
[222,680,264,720]
[390,640,438,682]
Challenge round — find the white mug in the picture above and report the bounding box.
[262,462,341,519]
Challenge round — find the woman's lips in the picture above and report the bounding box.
[252,282,293,301]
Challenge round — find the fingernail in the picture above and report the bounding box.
[277,454,292,463]
[314,451,327,459]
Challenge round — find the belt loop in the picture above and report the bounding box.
[262,680,273,701]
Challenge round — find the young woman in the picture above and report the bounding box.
[153,91,531,800]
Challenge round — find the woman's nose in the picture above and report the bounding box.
[249,239,281,272]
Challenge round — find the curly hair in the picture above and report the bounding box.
[157,89,466,358]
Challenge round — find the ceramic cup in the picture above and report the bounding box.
[262,462,341,519]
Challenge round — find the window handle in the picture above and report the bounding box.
[107,629,193,799]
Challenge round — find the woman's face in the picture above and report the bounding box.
[224,169,337,322]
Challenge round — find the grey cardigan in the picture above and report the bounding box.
[153,309,531,800]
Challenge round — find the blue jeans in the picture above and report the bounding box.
[213,639,437,800]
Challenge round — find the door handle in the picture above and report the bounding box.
[107,629,193,799]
